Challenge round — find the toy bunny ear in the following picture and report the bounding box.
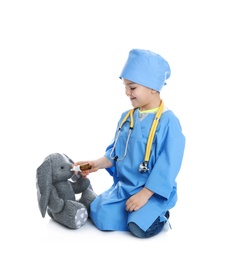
[36,158,52,217]
[62,153,74,164]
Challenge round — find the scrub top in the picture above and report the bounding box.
[90,107,185,232]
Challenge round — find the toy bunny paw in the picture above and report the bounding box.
[75,208,88,229]
[47,200,88,229]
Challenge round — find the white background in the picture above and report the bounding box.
[0,1,224,259]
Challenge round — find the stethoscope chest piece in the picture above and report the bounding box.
[139,161,149,173]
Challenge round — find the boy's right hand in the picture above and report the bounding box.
[72,161,98,177]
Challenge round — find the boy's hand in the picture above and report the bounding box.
[126,187,154,212]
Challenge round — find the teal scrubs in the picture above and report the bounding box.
[90,108,185,232]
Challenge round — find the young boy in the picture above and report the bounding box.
[73,49,185,238]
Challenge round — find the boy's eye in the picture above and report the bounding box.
[125,86,136,91]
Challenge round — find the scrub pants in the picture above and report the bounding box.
[128,211,170,238]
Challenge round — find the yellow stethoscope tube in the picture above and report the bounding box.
[144,99,164,161]
[119,108,135,129]
[110,100,164,173]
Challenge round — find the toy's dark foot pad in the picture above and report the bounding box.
[75,208,88,228]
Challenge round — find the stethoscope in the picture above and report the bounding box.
[110,100,164,173]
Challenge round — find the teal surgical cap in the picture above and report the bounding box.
[120,49,171,92]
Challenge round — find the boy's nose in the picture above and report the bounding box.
[125,89,131,96]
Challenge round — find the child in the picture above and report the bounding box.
[73,49,185,238]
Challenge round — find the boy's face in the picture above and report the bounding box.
[122,78,159,111]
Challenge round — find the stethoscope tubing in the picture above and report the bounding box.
[109,100,164,172]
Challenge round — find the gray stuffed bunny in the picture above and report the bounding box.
[36,153,97,229]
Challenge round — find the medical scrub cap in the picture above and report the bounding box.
[120,49,171,92]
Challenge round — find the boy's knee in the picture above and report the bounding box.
[128,212,169,238]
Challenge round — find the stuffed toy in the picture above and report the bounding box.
[36,153,97,229]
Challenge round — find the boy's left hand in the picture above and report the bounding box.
[126,187,154,212]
